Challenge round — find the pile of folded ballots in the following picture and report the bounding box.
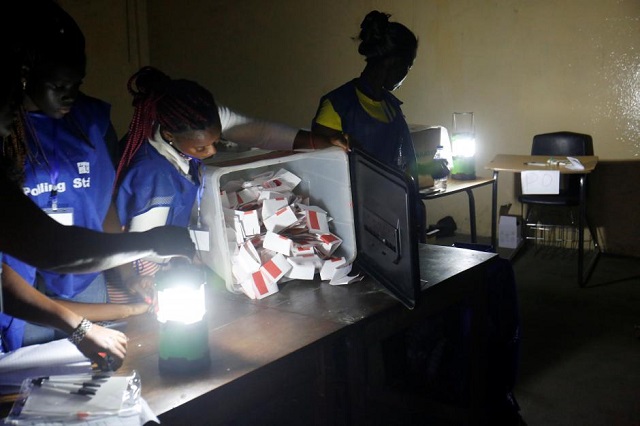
[220,167,360,300]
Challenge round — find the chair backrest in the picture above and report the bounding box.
[531,131,594,156]
[526,131,594,198]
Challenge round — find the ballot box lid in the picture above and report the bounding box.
[349,148,421,309]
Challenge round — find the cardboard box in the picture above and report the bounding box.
[499,215,522,249]
[200,148,356,292]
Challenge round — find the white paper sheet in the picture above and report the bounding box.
[0,339,92,393]
[521,170,560,194]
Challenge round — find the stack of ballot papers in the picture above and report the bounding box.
[221,168,362,300]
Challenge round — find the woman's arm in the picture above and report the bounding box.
[55,298,149,321]
[0,174,194,273]
[1,265,128,370]
[292,129,349,151]
[218,104,298,151]
[218,105,347,151]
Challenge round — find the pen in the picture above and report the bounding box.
[31,381,97,396]
[41,373,110,381]
[524,162,548,166]
[50,381,102,387]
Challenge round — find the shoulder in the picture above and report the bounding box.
[72,94,111,116]
[324,80,358,101]
[118,154,178,202]
[126,144,171,176]
[322,80,361,113]
[68,94,112,132]
[382,90,403,108]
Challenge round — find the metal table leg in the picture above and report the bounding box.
[578,174,585,286]
[465,189,477,243]
[579,173,603,287]
[491,171,499,250]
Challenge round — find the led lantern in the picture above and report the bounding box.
[155,263,210,374]
[450,112,477,180]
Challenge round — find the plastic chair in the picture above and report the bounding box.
[518,131,594,249]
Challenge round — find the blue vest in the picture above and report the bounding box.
[317,80,424,238]
[116,142,199,229]
[0,95,114,351]
[319,79,417,175]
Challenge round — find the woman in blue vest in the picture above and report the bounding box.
[0,0,160,351]
[0,4,194,368]
[312,10,425,240]
[312,10,418,174]
[113,66,347,284]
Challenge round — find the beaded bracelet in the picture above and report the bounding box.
[68,318,93,346]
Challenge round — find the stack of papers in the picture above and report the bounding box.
[221,167,362,299]
[3,371,158,425]
[0,339,91,394]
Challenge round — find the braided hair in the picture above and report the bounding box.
[114,66,221,189]
[357,10,418,64]
[0,51,27,184]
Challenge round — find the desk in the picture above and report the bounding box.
[486,154,599,286]
[420,177,495,244]
[119,244,496,425]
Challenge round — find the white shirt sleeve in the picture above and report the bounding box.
[218,104,299,151]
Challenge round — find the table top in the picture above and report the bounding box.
[119,244,497,417]
[419,176,495,199]
[486,154,598,174]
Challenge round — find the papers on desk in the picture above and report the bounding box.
[565,156,585,170]
[419,187,445,196]
[0,339,92,394]
[3,371,159,425]
[520,156,586,194]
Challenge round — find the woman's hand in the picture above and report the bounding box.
[330,133,350,151]
[76,324,128,371]
[124,302,153,316]
[293,130,349,152]
[124,274,157,305]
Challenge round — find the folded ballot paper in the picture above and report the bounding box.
[224,168,361,299]
[565,156,585,170]
[3,370,158,425]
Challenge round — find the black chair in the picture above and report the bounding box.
[519,131,594,250]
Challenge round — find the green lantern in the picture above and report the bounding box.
[155,264,210,374]
[450,112,477,180]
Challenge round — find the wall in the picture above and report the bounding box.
[145,0,640,237]
[588,160,640,257]
[58,0,148,139]
[64,0,640,237]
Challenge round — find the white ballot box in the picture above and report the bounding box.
[200,148,356,292]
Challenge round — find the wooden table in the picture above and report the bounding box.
[486,154,599,286]
[419,177,495,244]
[117,244,497,425]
